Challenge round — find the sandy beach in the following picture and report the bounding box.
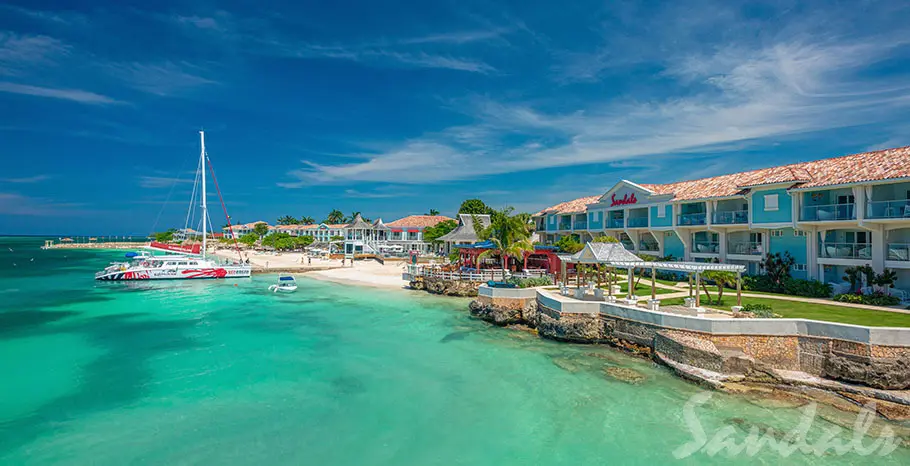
[211,248,409,290]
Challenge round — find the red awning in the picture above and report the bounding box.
[407,229,419,233]
[391,228,403,233]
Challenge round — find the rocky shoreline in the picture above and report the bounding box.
[466,287,910,426]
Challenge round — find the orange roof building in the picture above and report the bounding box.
[533,146,910,292]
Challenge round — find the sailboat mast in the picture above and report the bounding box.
[200,130,207,259]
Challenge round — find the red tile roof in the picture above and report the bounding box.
[385,215,454,228]
[534,145,910,211]
[534,195,601,216]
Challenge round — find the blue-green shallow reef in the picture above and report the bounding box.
[1,236,908,465]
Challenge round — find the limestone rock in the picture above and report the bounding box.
[603,366,646,384]
[823,352,910,390]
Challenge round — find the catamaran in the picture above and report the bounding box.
[95,131,251,281]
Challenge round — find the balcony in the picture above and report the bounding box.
[627,217,648,228]
[558,222,572,230]
[867,200,910,219]
[692,241,719,254]
[639,241,660,253]
[573,221,588,230]
[621,241,635,251]
[801,203,855,222]
[678,212,707,226]
[728,241,763,255]
[608,218,625,229]
[820,242,871,260]
[888,243,910,262]
[713,210,748,225]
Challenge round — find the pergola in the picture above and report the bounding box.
[559,243,747,307]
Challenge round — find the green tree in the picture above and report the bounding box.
[153,229,176,243]
[277,215,298,225]
[592,234,619,243]
[701,271,737,305]
[325,209,344,224]
[423,219,457,243]
[474,207,534,274]
[239,233,258,246]
[759,252,795,289]
[554,235,584,253]
[330,235,345,242]
[458,199,494,215]
[252,222,270,238]
[300,216,315,225]
[427,208,440,216]
[296,235,315,248]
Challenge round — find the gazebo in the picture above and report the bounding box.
[438,214,492,254]
[559,242,747,308]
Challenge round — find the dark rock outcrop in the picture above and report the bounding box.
[469,297,539,327]
[409,277,480,297]
[823,352,910,390]
[536,311,604,342]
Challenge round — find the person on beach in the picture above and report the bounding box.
[308,257,312,266]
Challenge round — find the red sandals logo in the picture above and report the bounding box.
[610,192,638,207]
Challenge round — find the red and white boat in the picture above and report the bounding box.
[95,131,251,281]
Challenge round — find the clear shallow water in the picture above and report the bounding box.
[1,236,908,465]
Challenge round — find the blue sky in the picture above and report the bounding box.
[2,0,910,235]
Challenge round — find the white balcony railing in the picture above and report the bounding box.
[678,212,707,226]
[692,241,719,254]
[867,200,910,219]
[727,241,763,255]
[801,203,855,221]
[713,210,749,224]
[820,242,872,259]
[608,218,625,229]
[888,243,910,262]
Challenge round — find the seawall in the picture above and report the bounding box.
[470,285,910,418]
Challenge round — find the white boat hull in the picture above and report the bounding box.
[95,265,251,280]
[268,284,298,292]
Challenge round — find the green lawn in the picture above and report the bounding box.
[660,294,910,327]
[618,281,677,295]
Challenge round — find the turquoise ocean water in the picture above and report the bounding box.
[1,236,908,465]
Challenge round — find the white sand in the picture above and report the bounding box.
[211,248,409,290]
[307,260,409,290]
[211,249,343,271]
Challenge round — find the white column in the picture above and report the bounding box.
[853,185,866,224]
[806,227,818,280]
[871,224,885,273]
[718,230,727,262]
[707,201,715,228]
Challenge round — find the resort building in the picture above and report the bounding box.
[532,146,910,292]
[273,223,346,242]
[438,214,492,253]
[222,221,269,239]
[343,214,454,255]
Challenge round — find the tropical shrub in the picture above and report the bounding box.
[742,303,776,318]
[759,252,795,287]
[238,233,258,246]
[507,276,552,288]
[554,235,584,253]
[834,293,901,306]
[742,275,831,298]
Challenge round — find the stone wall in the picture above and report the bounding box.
[409,277,480,297]
[470,291,540,327]
[535,299,910,390]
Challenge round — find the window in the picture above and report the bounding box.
[770,230,784,237]
[657,204,666,218]
[666,232,674,237]
[764,194,779,211]
[793,230,807,237]
[837,194,855,205]
[793,264,807,271]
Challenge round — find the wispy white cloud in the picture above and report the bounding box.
[0,175,53,183]
[282,34,910,185]
[101,61,218,96]
[0,81,120,104]
[0,32,70,76]
[278,43,497,74]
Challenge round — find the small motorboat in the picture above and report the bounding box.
[268,275,298,293]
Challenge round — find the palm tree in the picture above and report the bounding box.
[300,216,315,225]
[325,209,344,224]
[427,208,440,216]
[474,207,534,275]
[277,215,298,225]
